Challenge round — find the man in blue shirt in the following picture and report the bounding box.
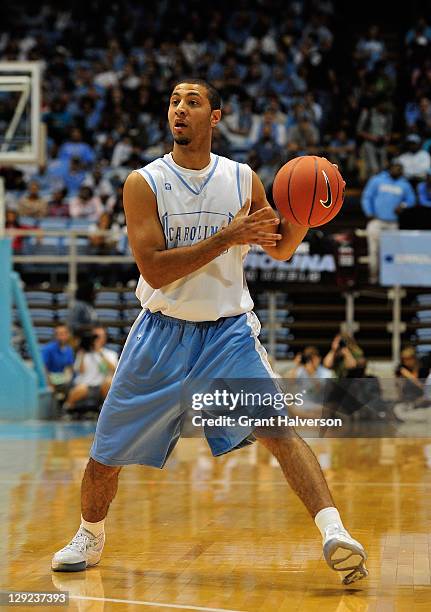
[41,324,75,389]
[361,160,416,283]
[58,127,95,168]
[417,168,431,207]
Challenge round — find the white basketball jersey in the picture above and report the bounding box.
[134,152,254,321]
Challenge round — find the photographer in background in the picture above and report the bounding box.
[288,346,333,380]
[395,346,429,402]
[322,333,388,420]
[323,333,366,379]
[63,326,118,415]
[288,346,333,417]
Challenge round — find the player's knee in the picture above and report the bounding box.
[255,428,296,455]
[87,457,121,478]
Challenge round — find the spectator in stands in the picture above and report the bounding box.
[355,25,386,72]
[397,134,431,184]
[361,160,416,283]
[83,163,113,200]
[327,129,357,181]
[258,110,287,148]
[252,125,283,190]
[111,135,133,168]
[41,323,74,394]
[88,212,122,255]
[211,127,232,159]
[43,97,74,146]
[63,157,87,196]
[405,96,431,133]
[323,334,387,420]
[67,280,99,337]
[323,333,366,379]
[286,116,320,154]
[69,186,103,221]
[356,99,392,180]
[393,346,431,421]
[287,346,332,418]
[48,188,69,218]
[303,92,323,127]
[64,326,118,414]
[417,168,431,207]
[105,183,125,226]
[406,17,431,48]
[58,127,95,167]
[5,209,33,253]
[218,99,260,149]
[29,164,64,195]
[405,17,431,68]
[17,180,48,219]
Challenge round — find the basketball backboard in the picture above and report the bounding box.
[0,62,43,165]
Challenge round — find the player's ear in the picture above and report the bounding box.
[210,109,221,128]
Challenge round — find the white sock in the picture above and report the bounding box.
[314,507,344,537]
[81,515,105,537]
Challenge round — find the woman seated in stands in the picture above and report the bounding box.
[88,211,122,255]
[63,326,118,415]
[393,346,431,421]
[395,346,430,402]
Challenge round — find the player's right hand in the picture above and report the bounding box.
[223,199,282,247]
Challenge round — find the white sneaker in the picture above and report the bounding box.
[323,524,368,585]
[52,526,105,572]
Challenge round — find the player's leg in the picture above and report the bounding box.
[52,459,121,572]
[194,312,368,584]
[81,458,121,522]
[255,430,367,584]
[52,310,189,572]
[254,429,333,516]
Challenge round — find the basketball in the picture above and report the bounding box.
[272,156,346,227]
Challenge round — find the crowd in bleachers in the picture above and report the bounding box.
[17,283,141,418]
[1,2,431,235]
[3,1,431,405]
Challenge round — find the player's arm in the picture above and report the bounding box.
[250,171,308,261]
[123,172,282,289]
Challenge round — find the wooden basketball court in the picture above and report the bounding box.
[1,425,431,611]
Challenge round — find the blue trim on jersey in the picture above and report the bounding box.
[141,169,158,196]
[167,211,229,217]
[236,162,242,206]
[161,156,219,196]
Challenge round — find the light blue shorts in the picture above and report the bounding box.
[90,310,281,468]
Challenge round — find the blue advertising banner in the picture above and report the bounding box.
[380,231,431,287]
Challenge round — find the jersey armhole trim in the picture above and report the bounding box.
[236,162,242,206]
[139,168,158,197]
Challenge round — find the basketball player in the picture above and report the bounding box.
[52,79,368,585]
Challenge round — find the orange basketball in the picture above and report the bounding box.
[272,156,346,227]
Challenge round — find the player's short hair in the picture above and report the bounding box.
[171,78,222,111]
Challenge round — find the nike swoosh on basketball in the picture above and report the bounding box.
[320,170,332,208]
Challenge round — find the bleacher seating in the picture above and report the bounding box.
[25,291,53,305]
[96,308,122,322]
[94,291,121,307]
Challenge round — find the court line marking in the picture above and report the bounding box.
[0,479,431,487]
[70,595,245,612]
